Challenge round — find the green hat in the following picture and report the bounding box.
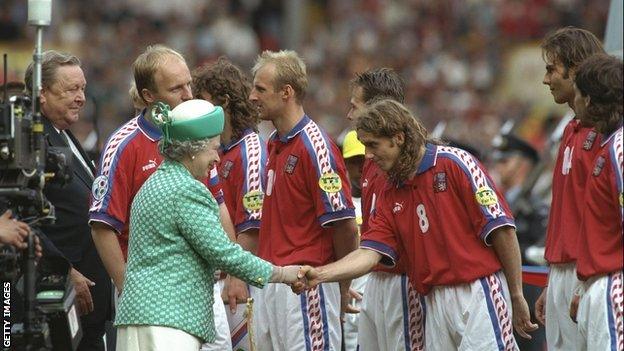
[152,99,224,149]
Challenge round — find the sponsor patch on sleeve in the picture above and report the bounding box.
[242,190,264,211]
[92,175,109,201]
[475,186,498,206]
[318,172,342,193]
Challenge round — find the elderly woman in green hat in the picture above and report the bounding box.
[115,100,301,351]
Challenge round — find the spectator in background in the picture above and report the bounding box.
[534,27,605,351]
[491,133,548,351]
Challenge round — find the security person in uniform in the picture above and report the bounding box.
[491,133,547,351]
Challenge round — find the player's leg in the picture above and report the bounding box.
[457,272,518,351]
[343,274,369,350]
[200,280,233,350]
[545,263,579,350]
[357,272,382,351]
[250,285,275,351]
[424,285,459,351]
[577,271,624,351]
[398,275,426,351]
[377,273,425,351]
[278,282,341,351]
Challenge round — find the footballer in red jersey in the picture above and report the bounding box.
[89,46,234,350]
[249,50,358,351]
[296,99,537,350]
[570,54,623,351]
[347,68,421,351]
[534,28,605,350]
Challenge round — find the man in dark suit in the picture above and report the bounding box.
[24,50,112,351]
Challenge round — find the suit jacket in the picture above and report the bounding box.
[40,118,112,328]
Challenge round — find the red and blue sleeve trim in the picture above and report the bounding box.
[360,239,397,267]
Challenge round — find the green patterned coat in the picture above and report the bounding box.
[115,160,273,343]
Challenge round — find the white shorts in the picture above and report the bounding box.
[343,274,369,351]
[200,280,232,351]
[577,270,624,351]
[425,272,517,351]
[116,325,201,351]
[250,282,341,351]
[357,272,425,351]
[545,263,579,351]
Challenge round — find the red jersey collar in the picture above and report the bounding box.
[400,143,438,186]
[221,128,255,152]
[271,114,311,143]
[137,109,163,142]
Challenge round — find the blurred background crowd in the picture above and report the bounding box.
[0,0,612,152]
[0,0,618,266]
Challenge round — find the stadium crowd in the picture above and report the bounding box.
[0,0,611,148]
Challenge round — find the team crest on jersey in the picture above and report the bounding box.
[592,156,606,176]
[392,202,404,214]
[242,190,264,211]
[92,175,109,201]
[284,154,298,174]
[220,160,234,179]
[319,172,342,193]
[583,131,597,151]
[475,186,498,206]
[433,172,447,193]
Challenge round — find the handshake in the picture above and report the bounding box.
[270,265,322,294]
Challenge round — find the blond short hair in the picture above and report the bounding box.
[252,50,308,103]
[132,44,185,104]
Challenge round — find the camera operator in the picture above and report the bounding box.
[24,50,112,351]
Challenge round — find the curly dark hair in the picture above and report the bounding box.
[575,54,623,134]
[192,57,258,141]
[355,99,429,184]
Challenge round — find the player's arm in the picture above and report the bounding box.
[332,218,358,285]
[490,226,538,338]
[91,222,126,292]
[297,248,381,290]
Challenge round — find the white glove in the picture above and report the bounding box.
[270,265,302,284]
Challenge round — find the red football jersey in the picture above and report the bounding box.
[576,127,623,280]
[218,129,267,234]
[544,119,601,263]
[89,112,223,259]
[361,158,407,274]
[258,115,355,266]
[361,144,515,294]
